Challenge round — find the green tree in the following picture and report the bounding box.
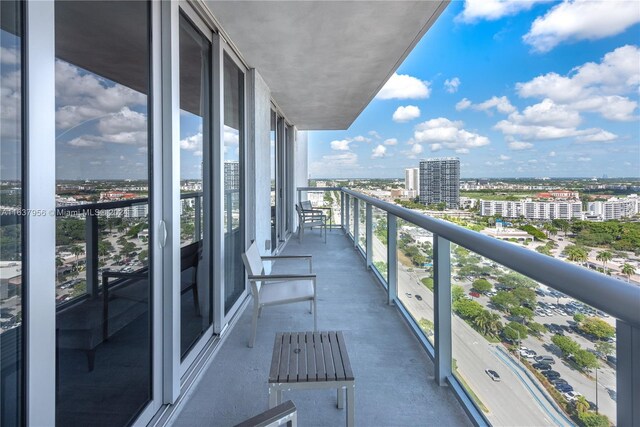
[575,396,590,414]
[471,278,492,293]
[573,349,599,371]
[70,245,84,270]
[453,299,484,320]
[577,412,609,427]
[621,263,636,282]
[503,321,528,342]
[473,310,502,336]
[451,285,465,302]
[527,321,547,337]
[490,291,519,311]
[594,341,615,360]
[513,287,537,307]
[580,317,615,340]
[573,313,585,323]
[565,245,588,266]
[595,251,612,274]
[551,334,580,357]
[510,306,534,324]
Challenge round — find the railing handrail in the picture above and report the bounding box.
[298,186,640,327]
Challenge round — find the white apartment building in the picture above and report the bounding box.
[405,167,420,194]
[480,198,582,220]
[588,194,639,220]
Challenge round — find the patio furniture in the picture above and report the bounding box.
[301,200,333,228]
[268,331,354,427]
[295,204,327,243]
[241,242,317,348]
[234,400,297,427]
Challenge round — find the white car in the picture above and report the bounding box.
[563,391,582,401]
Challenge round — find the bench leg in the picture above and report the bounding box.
[346,383,355,427]
[337,386,345,409]
[268,386,278,408]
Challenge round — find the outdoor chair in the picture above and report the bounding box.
[295,203,327,243]
[301,200,333,228]
[241,242,317,348]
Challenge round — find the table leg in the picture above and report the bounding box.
[346,383,355,427]
[337,386,345,409]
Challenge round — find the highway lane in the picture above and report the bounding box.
[371,236,569,426]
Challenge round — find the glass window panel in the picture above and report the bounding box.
[358,200,366,251]
[371,207,388,282]
[223,53,244,313]
[270,110,276,252]
[178,12,212,359]
[396,219,434,344]
[0,1,23,425]
[54,2,152,425]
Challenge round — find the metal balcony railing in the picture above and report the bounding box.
[297,186,639,427]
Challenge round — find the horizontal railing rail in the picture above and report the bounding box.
[298,186,640,327]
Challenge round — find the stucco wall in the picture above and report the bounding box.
[247,69,272,254]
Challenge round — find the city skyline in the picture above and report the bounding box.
[309,1,640,179]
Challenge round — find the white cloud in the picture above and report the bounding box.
[444,77,461,93]
[224,126,239,146]
[330,139,351,151]
[368,130,381,139]
[392,105,421,122]
[499,154,511,161]
[516,45,640,121]
[575,130,617,143]
[413,117,490,151]
[524,0,640,53]
[549,151,556,157]
[55,60,146,130]
[309,152,360,177]
[456,98,472,111]
[456,0,547,23]
[412,143,424,154]
[468,96,517,115]
[376,73,431,100]
[508,98,582,128]
[508,141,534,150]
[429,143,441,152]
[180,132,203,151]
[383,138,398,146]
[371,144,387,158]
[577,156,592,162]
[495,120,612,141]
[455,148,470,154]
[0,47,19,65]
[352,135,372,143]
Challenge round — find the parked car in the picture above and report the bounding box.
[542,370,560,380]
[533,363,551,371]
[606,355,617,368]
[469,291,481,298]
[556,384,573,393]
[415,294,423,301]
[535,355,555,364]
[485,369,500,382]
[564,391,582,401]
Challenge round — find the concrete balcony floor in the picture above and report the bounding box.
[171,230,471,426]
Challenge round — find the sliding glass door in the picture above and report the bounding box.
[270,110,277,252]
[54,2,153,425]
[178,11,213,360]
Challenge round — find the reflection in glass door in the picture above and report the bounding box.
[178,12,212,360]
[223,53,245,313]
[0,2,24,425]
[53,2,152,425]
[270,110,277,252]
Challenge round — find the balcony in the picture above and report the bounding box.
[170,186,639,426]
[170,228,471,426]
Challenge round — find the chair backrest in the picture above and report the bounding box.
[241,241,265,295]
[301,200,312,210]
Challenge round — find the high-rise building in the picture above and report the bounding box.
[419,157,460,209]
[404,167,420,198]
[224,161,240,191]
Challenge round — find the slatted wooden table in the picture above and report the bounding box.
[268,331,355,426]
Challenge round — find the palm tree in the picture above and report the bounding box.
[622,263,636,282]
[56,257,64,282]
[596,251,612,274]
[70,245,83,271]
[566,246,588,266]
[575,395,590,414]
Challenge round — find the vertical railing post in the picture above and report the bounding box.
[434,234,452,386]
[353,198,359,249]
[387,214,397,305]
[85,212,99,297]
[225,191,232,231]
[617,320,639,426]
[340,191,345,230]
[194,195,201,241]
[344,194,350,236]
[365,203,372,269]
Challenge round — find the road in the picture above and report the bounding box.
[371,237,571,426]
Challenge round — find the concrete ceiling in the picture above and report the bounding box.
[207,1,448,130]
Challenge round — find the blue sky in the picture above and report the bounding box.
[308,0,640,179]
